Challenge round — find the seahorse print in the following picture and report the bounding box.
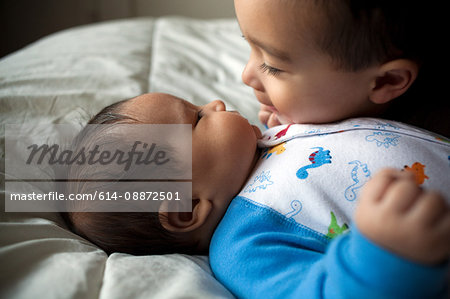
[243,170,274,193]
[326,211,349,239]
[284,200,302,218]
[344,160,371,201]
[296,147,332,180]
[261,143,287,159]
[374,122,400,131]
[365,132,401,148]
[304,128,322,135]
[403,162,429,185]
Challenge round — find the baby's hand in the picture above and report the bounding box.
[355,168,450,265]
[258,104,294,128]
[259,104,282,128]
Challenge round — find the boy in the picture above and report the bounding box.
[210,118,450,298]
[208,0,450,297]
[237,0,449,137]
[64,93,450,298]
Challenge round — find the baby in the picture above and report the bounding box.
[62,93,261,255]
[63,92,450,298]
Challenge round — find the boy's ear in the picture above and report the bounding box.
[159,199,212,233]
[369,59,419,104]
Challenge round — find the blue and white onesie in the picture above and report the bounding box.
[210,118,450,299]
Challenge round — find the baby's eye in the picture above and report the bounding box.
[259,63,282,76]
[196,109,204,124]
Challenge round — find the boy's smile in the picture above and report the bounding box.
[235,0,383,125]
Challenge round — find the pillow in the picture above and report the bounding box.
[0,16,256,298]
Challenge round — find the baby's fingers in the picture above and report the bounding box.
[408,191,449,226]
[437,214,450,250]
[382,177,422,213]
[267,113,282,128]
[429,212,450,262]
[408,192,450,263]
[360,168,413,204]
[258,109,272,126]
[437,213,450,239]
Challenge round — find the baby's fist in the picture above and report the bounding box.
[258,104,282,128]
[355,168,450,265]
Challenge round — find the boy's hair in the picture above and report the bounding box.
[61,100,201,255]
[313,1,425,71]
[310,1,448,137]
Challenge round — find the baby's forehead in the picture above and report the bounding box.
[122,93,194,125]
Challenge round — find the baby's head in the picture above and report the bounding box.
[62,93,261,255]
[236,0,445,134]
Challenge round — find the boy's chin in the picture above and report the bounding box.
[275,113,293,126]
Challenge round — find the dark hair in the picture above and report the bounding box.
[313,1,426,71]
[310,1,448,136]
[61,99,201,255]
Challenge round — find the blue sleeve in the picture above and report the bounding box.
[210,197,449,299]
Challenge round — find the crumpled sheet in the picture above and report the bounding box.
[0,16,259,298]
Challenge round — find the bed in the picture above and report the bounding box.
[0,17,261,298]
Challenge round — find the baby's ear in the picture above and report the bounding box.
[369,59,419,104]
[158,199,212,233]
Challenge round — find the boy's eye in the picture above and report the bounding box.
[259,63,282,76]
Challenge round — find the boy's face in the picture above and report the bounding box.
[235,0,378,124]
[124,93,260,214]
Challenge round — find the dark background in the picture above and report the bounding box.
[0,0,236,58]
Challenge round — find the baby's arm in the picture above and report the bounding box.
[258,104,292,128]
[355,168,450,265]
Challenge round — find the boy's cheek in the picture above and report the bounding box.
[275,112,293,125]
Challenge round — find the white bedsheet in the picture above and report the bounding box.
[0,16,259,298]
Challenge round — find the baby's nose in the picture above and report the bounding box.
[207,100,226,112]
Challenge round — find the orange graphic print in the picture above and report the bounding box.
[403,162,429,185]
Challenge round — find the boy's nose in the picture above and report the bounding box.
[242,59,264,92]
